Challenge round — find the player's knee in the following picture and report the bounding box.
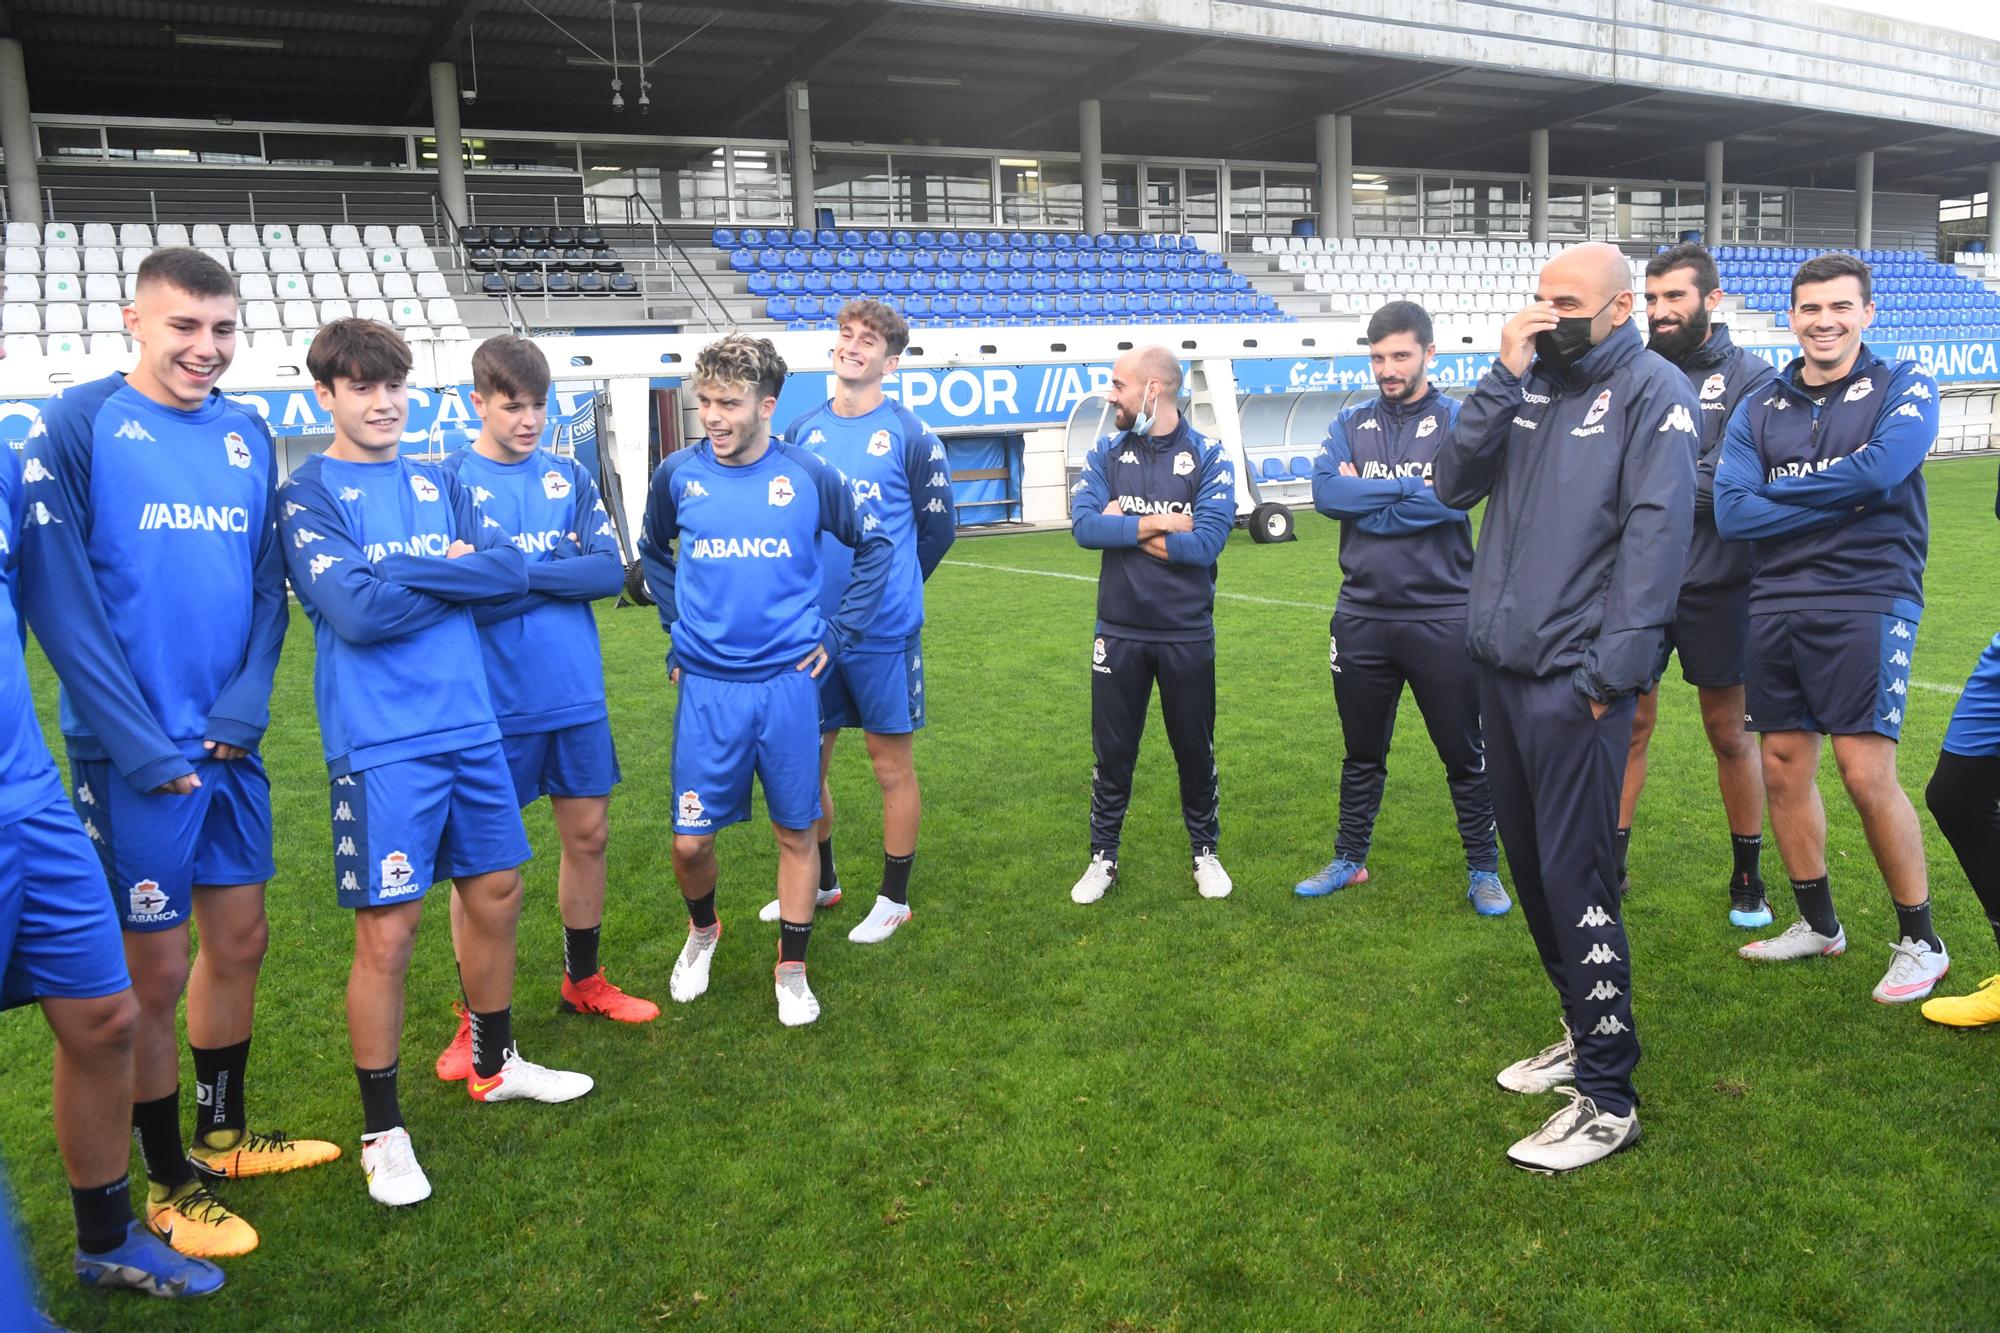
[208,912,270,974]
[671,835,714,871]
[1702,711,1752,758]
[1924,764,1975,829]
[352,910,420,973]
[128,946,190,1010]
[563,817,610,862]
[78,990,140,1054]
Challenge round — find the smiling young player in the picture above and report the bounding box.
[431,336,654,1086]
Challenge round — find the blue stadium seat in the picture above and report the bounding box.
[1052,233,1074,250]
[885,273,909,294]
[810,250,836,272]
[910,272,935,293]
[866,230,889,248]
[728,250,757,274]
[890,230,912,248]
[1095,233,1117,250]
[1137,233,1159,251]
[814,229,838,248]
[481,272,507,296]
[915,231,936,248]
[905,294,931,319]
[888,250,912,272]
[803,272,830,295]
[1260,457,1288,483]
[939,231,961,249]
[1289,456,1313,479]
[836,247,860,270]
[747,272,775,296]
[514,271,544,295]
[841,231,863,248]
[766,294,795,321]
[713,228,738,250]
[576,272,606,296]
[783,247,810,271]
[609,273,637,295]
[795,295,824,321]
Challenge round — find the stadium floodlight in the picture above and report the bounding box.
[173,32,285,51]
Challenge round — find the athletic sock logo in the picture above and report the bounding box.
[1576,905,1613,927]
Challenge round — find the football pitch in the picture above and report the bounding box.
[6,456,1998,1331]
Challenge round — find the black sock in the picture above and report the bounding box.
[1791,876,1840,937]
[190,1037,250,1147]
[563,924,601,982]
[1895,898,1943,953]
[1613,827,1631,881]
[881,851,914,905]
[131,1090,193,1190]
[1730,833,1764,888]
[356,1064,402,1137]
[779,917,812,965]
[71,1175,134,1254]
[469,1007,513,1079]
[818,838,838,892]
[685,889,718,930]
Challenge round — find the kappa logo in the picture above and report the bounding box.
[1894,403,1922,419]
[336,836,357,856]
[283,500,307,517]
[928,471,948,488]
[1582,389,1613,427]
[677,789,707,826]
[336,774,355,786]
[928,443,946,462]
[867,429,894,457]
[1889,678,1906,697]
[76,782,94,806]
[1576,905,1613,928]
[924,497,947,514]
[307,553,342,581]
[768,474,796,507]
[379,851,419,896]
[409,475,440,503]
[223,431,252,469]
[541,469,572,500]
[1356,418,1381,431]
[333,800,354,823]
[114,419,156,443]
[1590,1015,1630,1036]
[1585,980,1624,1002]
[472,486,495,504]
[1700,372,1727,401]
[1217,468,1233,486]
[1581,942,1622,965]
[1328,634,1340,674]
[1903,382,1932,401]
[338,486,365,502]
[30,501,60,526]
[21,456,52,484]
[1173,452,1194,476]
[82,817,102,843]
[802,429,826,447]
[1891,620,1911,640]
[863,513,881,531]
[129,879,169,918]
[1885,705,1903,726]
[292,528,324,548]
[596,520,614,537]
[681,478,709,500]
[1844,376,1874,402]
[1119,450,1138,464]
[340,870,361,896]
[1415,415,1438,439]
[1769,396,1790,411]
[482,514,501,529]
[1890,649,1909,667]
[1658,404,1696,434]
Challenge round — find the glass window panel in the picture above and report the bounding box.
[267,133,407,168]
[894,153,991,227]
[1588,183,1618,238]
[1229,168,1263,233]
[104,126,264,165]
[1265,169,1314,235]
[1103,163,1139,230]
[1146,167,1182,233]
[38,126,103,161]
[1353,173,1420,236]
[814,150,890,226]
[1183,168,1218,235]
[473,138,577,174]
[1545,181,1587,238]
[734,145,790,224]
[582,141,727,222]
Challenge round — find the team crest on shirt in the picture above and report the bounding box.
[677,790,708,826]
[129,879,169,919]
[1415,416,1438,439]
[379,851,420,897]
[541,469,572,500]
[222,431,252,469]
[1844,377,1874,402]
[1173,452,1194,476]
[768,475,795,507]
[1091,636,1108,674]
[867,430,893,457]
[1700,373,1726,401]
[409,475,440,503]
[1582,390,1613,427]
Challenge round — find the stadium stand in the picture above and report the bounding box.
[1715,246,2000,341]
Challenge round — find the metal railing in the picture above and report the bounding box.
[20,180,450,237]
[602,192,734,332]
[433,194,531,335]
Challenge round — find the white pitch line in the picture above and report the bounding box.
[941,558,1966,696]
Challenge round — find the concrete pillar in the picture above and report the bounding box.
[1315,114,1338,239]
[787,81,814,229]
[1,39,41,227]
[1855,150,1874,249]
[1217,162,1232,246]
[428,62,468,227]
[1704,139,1724,245]
[1528,128,1549,244]
[1079,98,1105,234]
[1333,115,1354,241]
[1986,159,1999,256]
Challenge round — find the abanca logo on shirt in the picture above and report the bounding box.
[139,503,249,532]
[686,536,794,559]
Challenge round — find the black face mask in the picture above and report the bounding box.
[1535,297,1616,372]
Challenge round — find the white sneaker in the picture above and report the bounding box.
[1506,1088,1641,1175]
[360,1127,431,1207]
[670,922,721,1002]
[1496,1027,1575,1095]
[1873,936,1949,1003]
[1192,850,1233,900]
[468,1046,594,1104]
[774,962,820,1026]
[758,885,843,923]
[1738,918,1846,962]
[1070,852,1117,905]
[848,895,912,944]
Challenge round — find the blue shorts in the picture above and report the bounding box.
[503,717,621,807]
[672,670,823,834]
[1943,631,2000,758]
[69,752,275,934]
[1666,582,1750,688]
[1746,603,1921,740]
[2,797,131,1011]
[819,635,926,735]
[332,742,531,909]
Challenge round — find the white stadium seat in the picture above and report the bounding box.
[120,246,149,273]
[199,247,230,270]
[354,298,389,323]
[268,248,304,274]
[119,223,153,249]
[317,298,354,321]
[296,224,329,248]
[394,225,426,247]
[155,223,190,248]
[381,272,415,299]
[82,223,116,248]
[42,222,77,247]
[1,303,38,333]
[401,325,435,341]
[303,247,338,274]
[43,247,81,274]
[44,274,80,302]
[438,324,471,341]
[2,247,35,273]
[346,273,380,299]
[362,225,393,247]
[2,333,40,357]
[2,274,37,301]
[243,300,281,329]
[232,248,267,273]
[191,224,226,248]
[226,223,259,248]
[88,332,126,356]
[239,273,275,300]
[336,247,370,273]
[273,273,310,300]
[44,303,82,332]
[281,299,317,328]
[424,298,461,325]
[289,329,317,349]
[123,273,138,301]
[311,273,345,300]
[250,329,291,353]
[261,224,294,248]
[83,273,121,302]
[389,298,424,326]
[415,272,450,299]
[45,332,85,357]
[4,223,38,246]
[329,224,361,248]
[85,302,122,332]
[405,248,439,273]
[372,248,405,272]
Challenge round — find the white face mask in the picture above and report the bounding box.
[1131,385,1158,436]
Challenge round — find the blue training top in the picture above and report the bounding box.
[17,372,287,795]
[783,397,956,650]
[278,452,528,776]
[441,447,623,736]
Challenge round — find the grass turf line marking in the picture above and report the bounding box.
[941,558,1966,696]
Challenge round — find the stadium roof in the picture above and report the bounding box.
[9,0,1999,193]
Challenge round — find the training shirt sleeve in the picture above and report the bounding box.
[1575,372,1698,702]
[902,421,957,579]
[1070,440,1142,549]
[203,424,288,751]
[1164,441,1234,566]
[279,471,463,646]
[527,467,625,600]
[1311,412,1418,519]
[815,456,894,654]
[373,472,529,603]
[1433,363,1520,510]
[1353,488,1466,536]
[637,456,682,636]
[1761,365,1938,510]
[17,402,190,791]
[1713,398,1848,540]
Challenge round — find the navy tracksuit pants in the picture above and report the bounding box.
[1478,668,1641,1115]
[1329,612,1497,871]
[1089,634,1219,858]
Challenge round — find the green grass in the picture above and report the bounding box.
[5,457,1999,1331]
